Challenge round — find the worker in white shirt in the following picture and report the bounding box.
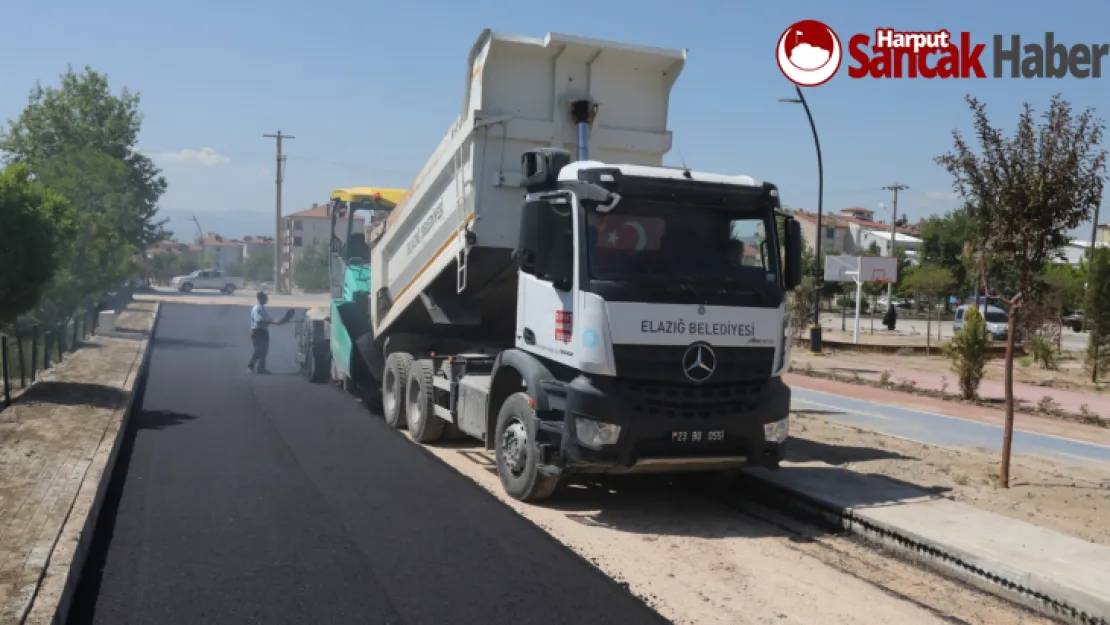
[248,291,289,373]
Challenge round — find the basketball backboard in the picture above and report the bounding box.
[823,255,897,283]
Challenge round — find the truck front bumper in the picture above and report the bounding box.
[539,375,791,476]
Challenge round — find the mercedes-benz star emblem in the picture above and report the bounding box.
[697,304,706,315]
[682,342,716,383]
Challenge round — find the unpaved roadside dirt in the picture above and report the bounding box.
[399,433,1051,625]
[791,411,1110,547]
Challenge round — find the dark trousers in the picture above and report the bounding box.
[248,329,270,371]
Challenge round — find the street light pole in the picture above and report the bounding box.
[780,84,824,353]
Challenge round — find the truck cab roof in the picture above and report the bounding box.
[559,161,763,189]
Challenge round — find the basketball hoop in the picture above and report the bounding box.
[870,269,892,283]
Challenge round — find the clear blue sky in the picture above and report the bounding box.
[2,0,1107,240]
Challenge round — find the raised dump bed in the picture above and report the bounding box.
[369,30,688,345]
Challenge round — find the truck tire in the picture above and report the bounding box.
[405,359,445,443]
[222,284,236,294]
[494,392,558,502]
[180,283,193,293]
[382,352,414,429]
[306,345,329,383]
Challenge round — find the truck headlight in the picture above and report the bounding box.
[575,417,621,450]
[763,417,789,444]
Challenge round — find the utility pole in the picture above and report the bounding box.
[882,183,909,305]
[264,131,294,293]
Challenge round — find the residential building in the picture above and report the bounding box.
[790,207,921,261]
[1057,239,1110,267]
[860,230,923,257]
[241,235,274,259]
[1098,223,1110,244]
[200,232,244,268]
[280,203,364,290]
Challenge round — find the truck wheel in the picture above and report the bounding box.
[222,284,236,294]
[405,359,445,443]
[495,392,558,502]
[180,283,193,293]
[382,352,414,429]
[307,346,329,383]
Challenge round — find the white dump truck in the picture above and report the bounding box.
[361,30,804,502]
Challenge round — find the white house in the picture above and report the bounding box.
[200,233,244,268]
[1057,239,1110,267]
[860,230,923,258]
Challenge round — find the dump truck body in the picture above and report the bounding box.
[360,31,805,503]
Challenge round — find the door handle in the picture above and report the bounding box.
[523,328,536,345]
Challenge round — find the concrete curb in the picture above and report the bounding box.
[24,303,162,625]
[736,466,1109,625]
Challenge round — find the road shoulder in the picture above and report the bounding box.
[0,302,158,625]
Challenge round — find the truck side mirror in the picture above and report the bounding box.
[785,218,803,290]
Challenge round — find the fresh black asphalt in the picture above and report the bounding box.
[68,303,668,625]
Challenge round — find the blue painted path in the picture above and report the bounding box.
[791,387,1110,469]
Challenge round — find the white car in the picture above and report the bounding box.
[170,269,245,294]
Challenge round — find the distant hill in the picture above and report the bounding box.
[158,209,277,242]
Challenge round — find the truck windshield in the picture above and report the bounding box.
[584,200,780,289]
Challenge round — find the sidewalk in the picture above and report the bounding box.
[744,460,1110,623]
[0,302,156,624]
[794,352,1109,419]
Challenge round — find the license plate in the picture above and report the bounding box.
[671,430,725,443]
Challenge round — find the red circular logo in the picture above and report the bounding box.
[776,20,843,87]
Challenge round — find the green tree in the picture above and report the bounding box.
[919,209,974,290]
[935,93,1107,488]
[1,66,167,323]
[862,242,886,330]
[242,249,275,283]
[1086,248,1110,381]
[295,242,330,292]
[0,163,75,327]
[944,304,990,399]
[901,264,954,354]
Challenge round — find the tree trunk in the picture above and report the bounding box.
[999,307,1019,489]
[926,311,931,356]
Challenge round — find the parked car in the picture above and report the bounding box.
[1062,310,1084,332]
[954,304,1009,340]
[170,269,245,294]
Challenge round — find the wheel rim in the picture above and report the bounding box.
[501,419,528,478]
[407,376,423,431]
[384,368,397,414]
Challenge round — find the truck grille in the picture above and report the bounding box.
[619,380,766,421]
[612,345,775,384]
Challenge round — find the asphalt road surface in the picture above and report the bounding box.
[68,303,667,625]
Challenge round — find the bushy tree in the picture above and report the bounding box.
[901,265,953,353]
[1,66,167,323]
[1086,247,1110,381]
[295,242,331,292]
[944,304,990,399]
[935,94,1107,488]
[0,163,75,327]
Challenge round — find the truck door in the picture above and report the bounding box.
[516,196,578,366]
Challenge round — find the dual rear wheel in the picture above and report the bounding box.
[381,353,443,443]
[380,353,556,502]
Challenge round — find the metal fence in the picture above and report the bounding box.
[0,288,134,412]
